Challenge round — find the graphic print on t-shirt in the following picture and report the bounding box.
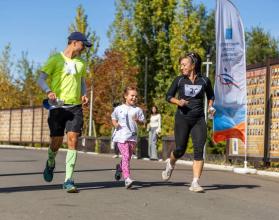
[64,61,77,75]
[184,85,202,97]
[117,109,136,133]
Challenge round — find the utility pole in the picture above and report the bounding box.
[144,56,148,105]
[202,54,212,160]
[89,79,93,136]
[202,54,213,121]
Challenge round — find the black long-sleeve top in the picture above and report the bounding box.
[166,74,215,118]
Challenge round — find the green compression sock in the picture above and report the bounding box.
[47,148,57,167]
[65,149,77,181]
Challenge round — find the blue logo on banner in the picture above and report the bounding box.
[225,28,233,39]
[217,67,240,89]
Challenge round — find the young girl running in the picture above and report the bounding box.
[111,86,145,189]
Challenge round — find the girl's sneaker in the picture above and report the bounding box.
[125,177,134,189]
[114,164,122,181]
[131,154,138,159]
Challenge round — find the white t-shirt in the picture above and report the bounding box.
[111,104,145,143]
[149,114,161,129]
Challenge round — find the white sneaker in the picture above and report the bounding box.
[131,154,138,159]
[162,159,174,181]
[125,177,134,189]
[112,155,119,158]
[142,157,150,161]
[189,181,204,193]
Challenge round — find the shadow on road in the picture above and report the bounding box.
[203,184,260,191]
[78,181,188,191]
[0,169,113,177]
[0,160,38,163]
[0,180,188,193]
[0,180,260,193]
[0,183,65,193]
[0,168,190,177]
[126,181,188,190]
[0,181,124,193]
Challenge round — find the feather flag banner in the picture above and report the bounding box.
[213,0,247,143]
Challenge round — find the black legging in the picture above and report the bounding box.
[173,110,207,160]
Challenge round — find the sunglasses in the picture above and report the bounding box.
[187,53,197,64]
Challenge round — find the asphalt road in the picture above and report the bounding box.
[0,148,278,220]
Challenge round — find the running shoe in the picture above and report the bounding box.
[125,177,134,189]
[114,164,122,181]
[162,159,174,181]
[63,179,78,193]
[43,160,55,182]
[131,154,138,159]
[189,181,204,193]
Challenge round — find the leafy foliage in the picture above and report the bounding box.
[16,52,44,107]
[0,44,21,109]
[92,50,139,135]
[246,26,279,65]
[69,4,100,136]
[69,4,99,65]
[1,3,279,156]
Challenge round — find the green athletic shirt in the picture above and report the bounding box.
[41,52,86,105]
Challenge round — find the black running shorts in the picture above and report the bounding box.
[48,105,83,137]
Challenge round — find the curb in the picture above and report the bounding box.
[256,170,279,178]
[172,159,278,178]
[175,160,234,172]
[0,145,278,178]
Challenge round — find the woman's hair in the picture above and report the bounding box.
[179,52,202,74]
[123,86,137,102]
[150,105,159,114]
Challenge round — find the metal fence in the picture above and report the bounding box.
[0,107,50,145]
[0,107,226,161]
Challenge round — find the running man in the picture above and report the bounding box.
[37,32,91,193]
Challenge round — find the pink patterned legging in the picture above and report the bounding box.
[117,141,136,179]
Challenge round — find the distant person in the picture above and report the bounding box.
[147,105,161,160]
[37,32,92,193]
[162,52,215,193]
[111,86,145,189]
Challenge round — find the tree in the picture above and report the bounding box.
[16,52,44,107]
[170,0,205,73]
[0,44,21,109]
[246,26,279,65]
[133,0,178,111]
[198,8,215,80]
[0,44,13,80]
[69,4,99,64]
[160,0,206,135]
[108,0,215,136]
[107,0,137,65]
[69,4,100,136]
[92,50,139,135]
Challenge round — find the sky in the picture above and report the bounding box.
[0,0,279,71]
